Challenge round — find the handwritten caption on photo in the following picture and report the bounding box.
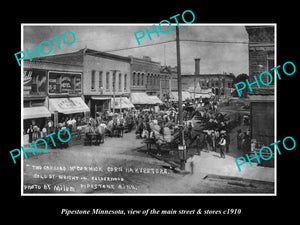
[23,164,170,193]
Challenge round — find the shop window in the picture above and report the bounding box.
[31,100,44,107]
[23,101,30,107]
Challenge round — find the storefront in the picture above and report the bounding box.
[47,70,90,126]
[23,67,50,145]
[130,92,163,110]
[85,96,112,118]
[48,97,90,126]
[111,97,135,112]
[23,59,87,145]
[170,91,191,102]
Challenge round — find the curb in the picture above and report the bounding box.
[147,152,190,175]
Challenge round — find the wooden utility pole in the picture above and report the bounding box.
[176,26,186,171]
[110,69,120,113]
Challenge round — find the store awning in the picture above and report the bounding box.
[49,97,90,114]
[147,95,163,104]
[191,93,212,99]
[91,96,112,101]
[23,106,51,120]
[170,91,191,101]
[131,92,163,105]
[111,97,135,109]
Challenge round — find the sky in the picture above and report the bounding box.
[23,24,249,75]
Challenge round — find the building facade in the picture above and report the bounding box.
[245,25,275,148]
[160,66,173,101]
[181,73,234,98]
[130,56,161,96]
[82,49,131,115]
[38,48,132,116]
[23,59,87,144]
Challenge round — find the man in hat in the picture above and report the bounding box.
[211,130,216,152]
[218,134,226,158]
[225,131,230,153]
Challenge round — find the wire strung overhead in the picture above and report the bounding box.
[103,39,248,53]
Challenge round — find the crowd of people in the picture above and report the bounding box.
[26,119,71,149]
[120,98,248,159]
[24,97,251,158]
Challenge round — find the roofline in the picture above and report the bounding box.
[181,74,235,77]
[130,56,161,65]
[37,48,131,64]
[85,48,131,63]
[23,58,83,67]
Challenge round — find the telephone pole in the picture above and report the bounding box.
[110,69,120,113]
[176,26,186,171]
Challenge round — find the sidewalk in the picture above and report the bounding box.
[186,151,274,183]
[141,123,275,183]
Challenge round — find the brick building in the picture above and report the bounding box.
[245,25,275,147]
[37,48,132,116]
[181,58,234,98]
[181,73,234,98]
[129,56,161,96]
[23,59,88,144]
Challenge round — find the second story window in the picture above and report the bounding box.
[99,71,103,90]
[141,73,144,86]
[112,72,116,91]
[119,73,122,92]
[124,73,127,91]
[91,70,95,90]
[106,72,110,91]
[133,72,136,86]
[137,72,140,86]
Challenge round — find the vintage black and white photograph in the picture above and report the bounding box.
[21,24,275,195]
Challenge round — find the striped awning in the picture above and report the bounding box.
[111,97,134,109]
[49,97,90,114]
[131,92,163,105]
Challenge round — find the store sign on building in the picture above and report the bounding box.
[23,70,32,85]
[23,69,47,96]
[48,71,82,95]
[57,98,84,109]
[61,76,72,92]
